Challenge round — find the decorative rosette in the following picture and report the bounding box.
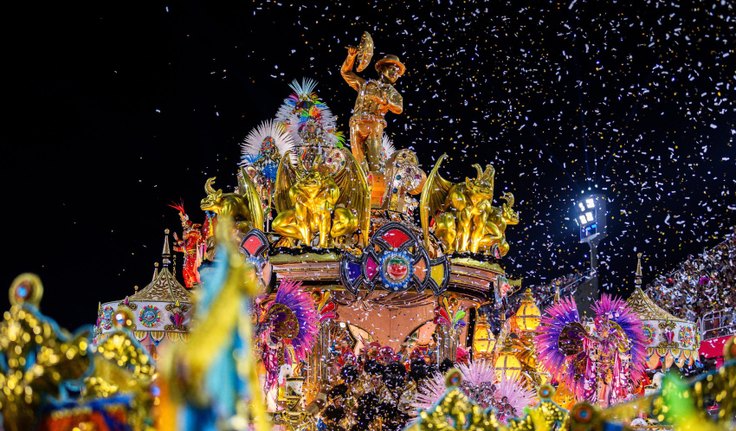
[379,249,414,291]
[138,305,161,328]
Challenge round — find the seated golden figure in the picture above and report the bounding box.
[271,149,370,249]
[421,154,518,256]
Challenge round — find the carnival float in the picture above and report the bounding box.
[1,32,735,431]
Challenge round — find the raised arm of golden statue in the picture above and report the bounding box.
[341,32,405,177]
[341,46,365,91]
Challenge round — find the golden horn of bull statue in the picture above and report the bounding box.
[473,164,483,179]
[204,177,217,195]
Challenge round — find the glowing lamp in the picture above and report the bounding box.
[472,313,496,358]
[514,288,541,332]
[494,347,522,380]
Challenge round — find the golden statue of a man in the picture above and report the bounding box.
[341,46,405,174]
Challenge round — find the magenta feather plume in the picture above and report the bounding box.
[270,279,319,363]
[413,372,448,413]
[535,296,580,374]
[494,377,536,424]
[593,294,648,381]
[413,361,534,424]
[457,360,495,388]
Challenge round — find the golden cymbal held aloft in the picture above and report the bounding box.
[355,31,374,72]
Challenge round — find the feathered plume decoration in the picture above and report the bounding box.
[240,120,294,162]
[258,279,318,391]
[433,297,467,330]
[169,200,193,226]
[413,371,451,412]
[535,296,581,376]
[314,290,338,322]
[264,279,318,362]
[457,360,495,388]
[493,377,536,424]
[536,295,649,406]
[275,78,345,148]
[414,361,534,424]
[381,133,396,160]
[592,294,648,381]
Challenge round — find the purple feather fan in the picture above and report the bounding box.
[267,279,319,363]
[593,294,648,381]
[535,296,580,375]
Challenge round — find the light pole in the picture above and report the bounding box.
[574,194,607,317]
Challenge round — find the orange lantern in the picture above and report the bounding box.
[472,313,496,359]
[514,288,541,332]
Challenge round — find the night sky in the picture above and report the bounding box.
[3,0,735,330]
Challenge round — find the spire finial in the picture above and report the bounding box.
[153,262,160,281]
[635,252,643,288]
[162,229,172,267]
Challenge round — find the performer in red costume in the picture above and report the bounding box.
[170,203,205,288]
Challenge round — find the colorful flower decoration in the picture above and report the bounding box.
[138,305,161,328]
[341,222,450,295]
[678,326,695,349]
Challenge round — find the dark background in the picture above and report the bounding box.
[3,0,735,330]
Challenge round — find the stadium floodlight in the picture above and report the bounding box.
[575,194,607,241]
[573,193,608,317]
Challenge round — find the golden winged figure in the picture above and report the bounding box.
[272,148,370,248]
[420,154,518,256]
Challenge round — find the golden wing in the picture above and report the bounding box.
[238,167,264,231]
[274,151,299,214]
[333,148,371,245]
[420,153,454,249]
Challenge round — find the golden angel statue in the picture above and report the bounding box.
[341,31,405,175]
[271,148,370,248]
[420,154,518,256]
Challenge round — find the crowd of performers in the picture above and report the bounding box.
[646,230,736,323]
